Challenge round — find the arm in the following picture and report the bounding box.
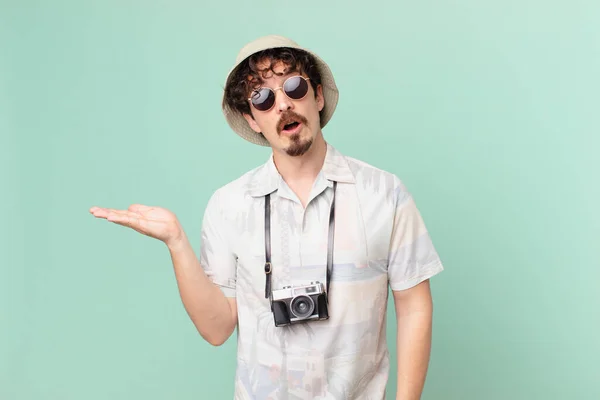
[385,178,444,399]
[89,196,238,347]
[392,279,434,400]
[167,232,238,346]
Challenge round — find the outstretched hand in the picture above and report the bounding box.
[89,204,184,246]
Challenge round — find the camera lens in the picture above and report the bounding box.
[290,295,315,319]
[297,301,308,313]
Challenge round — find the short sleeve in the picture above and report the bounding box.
[387,180,444,291]
[199,189,237,298]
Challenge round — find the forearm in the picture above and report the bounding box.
[166,233,236,346]
[395,308,433,400]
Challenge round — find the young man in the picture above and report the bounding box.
[90,35,444,400]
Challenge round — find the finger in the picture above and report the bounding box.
[107,209,135,216]
[90,207,124,219]
[92,207,141,222]
[90,206,111,214]
[128,204,151,213]
[106,212,141,228]
[107,209,147,223]
[90,207,112,218]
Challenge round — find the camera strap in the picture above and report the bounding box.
[264,181,337,300]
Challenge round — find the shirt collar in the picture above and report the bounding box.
[248,143,355,198]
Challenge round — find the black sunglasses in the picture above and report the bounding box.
[248,76,311,112]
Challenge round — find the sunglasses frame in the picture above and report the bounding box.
[247,75,311,112]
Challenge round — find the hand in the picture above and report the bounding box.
[89,204,184,247]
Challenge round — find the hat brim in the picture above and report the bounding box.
[222,41,339,147]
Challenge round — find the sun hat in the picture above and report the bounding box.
[222,35,339,146]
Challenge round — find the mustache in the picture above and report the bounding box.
[277,111,308,134]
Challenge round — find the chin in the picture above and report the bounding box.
[284,133,313,157]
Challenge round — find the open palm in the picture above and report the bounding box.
[89,204,182,245]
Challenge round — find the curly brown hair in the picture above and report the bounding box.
[222,47,323,118]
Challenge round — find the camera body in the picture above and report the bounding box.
[270,281,329,327]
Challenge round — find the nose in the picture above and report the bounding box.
[275,89,293,113]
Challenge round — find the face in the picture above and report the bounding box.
[243,60,325,157]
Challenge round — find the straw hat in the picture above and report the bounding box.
[222,35,339,146]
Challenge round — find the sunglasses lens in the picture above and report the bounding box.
[251,88,275,111]
[284,76,309,99]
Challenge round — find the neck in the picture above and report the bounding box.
[272,135,327,186]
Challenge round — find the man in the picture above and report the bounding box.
[89,35,444,400]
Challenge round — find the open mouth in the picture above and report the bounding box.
[280,120,303,135]
[277,112,308,135]
[283,121,300,132]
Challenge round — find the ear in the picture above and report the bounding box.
[316,84,325,112]
[243,113,262,133]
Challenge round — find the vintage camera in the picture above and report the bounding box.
[270,281,329,327]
